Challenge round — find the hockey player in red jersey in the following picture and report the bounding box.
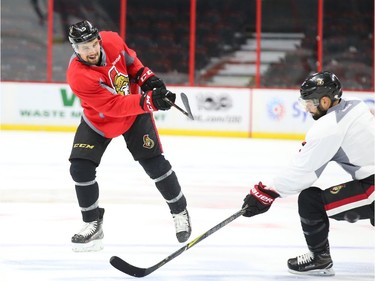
[66,20,191,252]
[241,71,374,276]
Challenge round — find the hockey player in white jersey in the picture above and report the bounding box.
[241,71,374,276]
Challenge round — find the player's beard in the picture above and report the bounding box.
[311,105,328,120]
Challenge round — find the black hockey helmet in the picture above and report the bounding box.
[68,20,100,45]
[300,71,342,102]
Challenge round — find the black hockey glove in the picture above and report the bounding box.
[242,182,279,217]
[136,67,166,92]
[140,88,176,112]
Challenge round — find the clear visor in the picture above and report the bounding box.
[298,97,320,111]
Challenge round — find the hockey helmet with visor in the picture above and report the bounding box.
[298,71,342,111]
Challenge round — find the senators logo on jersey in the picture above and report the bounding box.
[109,66,130,96]
[330,184,345,195]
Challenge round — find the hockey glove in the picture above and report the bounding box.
[136,67,166,92]
[242,182,279,217]
[140,88,176,112]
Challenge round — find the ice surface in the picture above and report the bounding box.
[0,131,373,281]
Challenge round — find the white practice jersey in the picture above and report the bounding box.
[273,98,375,198]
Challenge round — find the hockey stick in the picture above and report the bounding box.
[163,93,194,120]
[180,92,194,120]
[110,206,247,277]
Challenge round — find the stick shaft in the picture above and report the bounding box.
[163,97,190,117]
[110,207,246,277]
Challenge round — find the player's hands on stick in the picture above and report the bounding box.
[136,67,166,92]
[140,88,176,112]
[242,182,279,217]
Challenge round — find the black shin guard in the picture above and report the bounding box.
[139,155,187,214]
[155,171,187,214]
[75,183,100,222]
[298,187,330,253]
[70,159,101,222]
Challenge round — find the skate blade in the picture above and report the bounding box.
[72,239,103,252]
[288,267,335,277]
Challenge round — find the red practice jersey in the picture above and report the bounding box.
[67,31,148,138]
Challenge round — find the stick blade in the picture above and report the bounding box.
[110,256,150,278]
[180,92,194,120]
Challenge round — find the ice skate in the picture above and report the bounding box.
[172,209,191,243]
[72,209,104,252]
[287,250,335,276]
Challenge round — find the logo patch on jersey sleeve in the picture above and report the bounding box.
[330,184,345,194]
